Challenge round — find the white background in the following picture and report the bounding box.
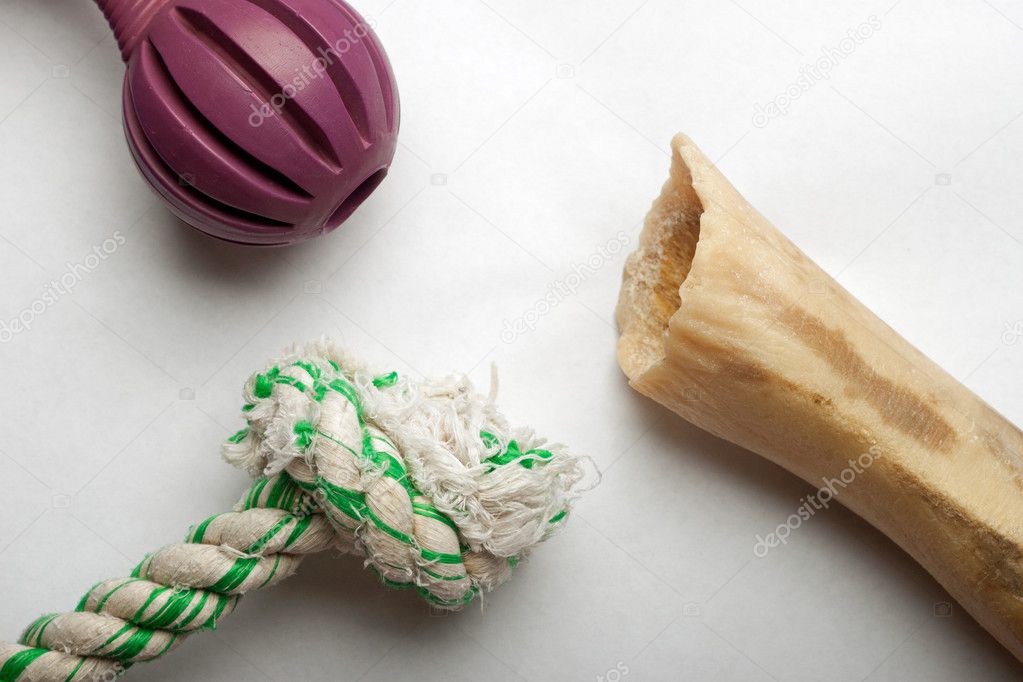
[1,0,1022,680]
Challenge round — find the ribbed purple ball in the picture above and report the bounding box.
[97,0,399,245]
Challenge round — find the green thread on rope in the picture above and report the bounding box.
[327,377,361,406]
[227,428,248,444]
[257,555,282,590]
[129,557,146,579]
[292,360,320,381]
[129,586,231,633]
[421,566,469,582]
[412,501,458,533]
[284,514,313,549]
[245,515,293,555]
[74,582,103,612]
[274,374,309,394]
[481,432,554,470]
[34,615,58,647]
[93,623,128,655]
[176,592,210,631]
[20,614,58,648]
[125,589,155,628]
[372,371,399,388]
[283,479,304,514]
[249,358,346,406]
[62,657,85,682]
[418,546,464,565]
[264,475,295,510]
[316,478,367,522]
[293,420,315,450]
[151,634,178,661]
[93,579,145,615]
[207,557,259,594]
[95,623,155,662]
[243,477,270,511]
[479,431,500,449]
[198,593,233,631]
[359,431,417,499]
[480,433,568,525]
[189,515,221,544]
[360,504,415,546]
[253,369,277,399]
[317,475,466,566]
[0,647,48,681]
[314,428,360,458]
[134,587,182,629]
[479,431,568,525]
[371,568,479,608]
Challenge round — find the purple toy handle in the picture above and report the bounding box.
[96,0,400,245]
[96,0,161,59]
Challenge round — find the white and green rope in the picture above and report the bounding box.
[0,341,591,681]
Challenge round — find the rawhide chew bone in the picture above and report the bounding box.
[95,0,399,245]
[0,341,588,681]
[617,133,1023,662]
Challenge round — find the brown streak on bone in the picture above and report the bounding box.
[777,305,957,452]
[721,355,1022,626]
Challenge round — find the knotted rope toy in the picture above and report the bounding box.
[0,341,591,681]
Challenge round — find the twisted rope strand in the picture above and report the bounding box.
[1,476,330,681]
[0,343,589,681]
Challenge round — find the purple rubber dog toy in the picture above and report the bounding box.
[96,0,399,245]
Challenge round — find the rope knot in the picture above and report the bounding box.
[223,340,592,606]
[0,340,594,681]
